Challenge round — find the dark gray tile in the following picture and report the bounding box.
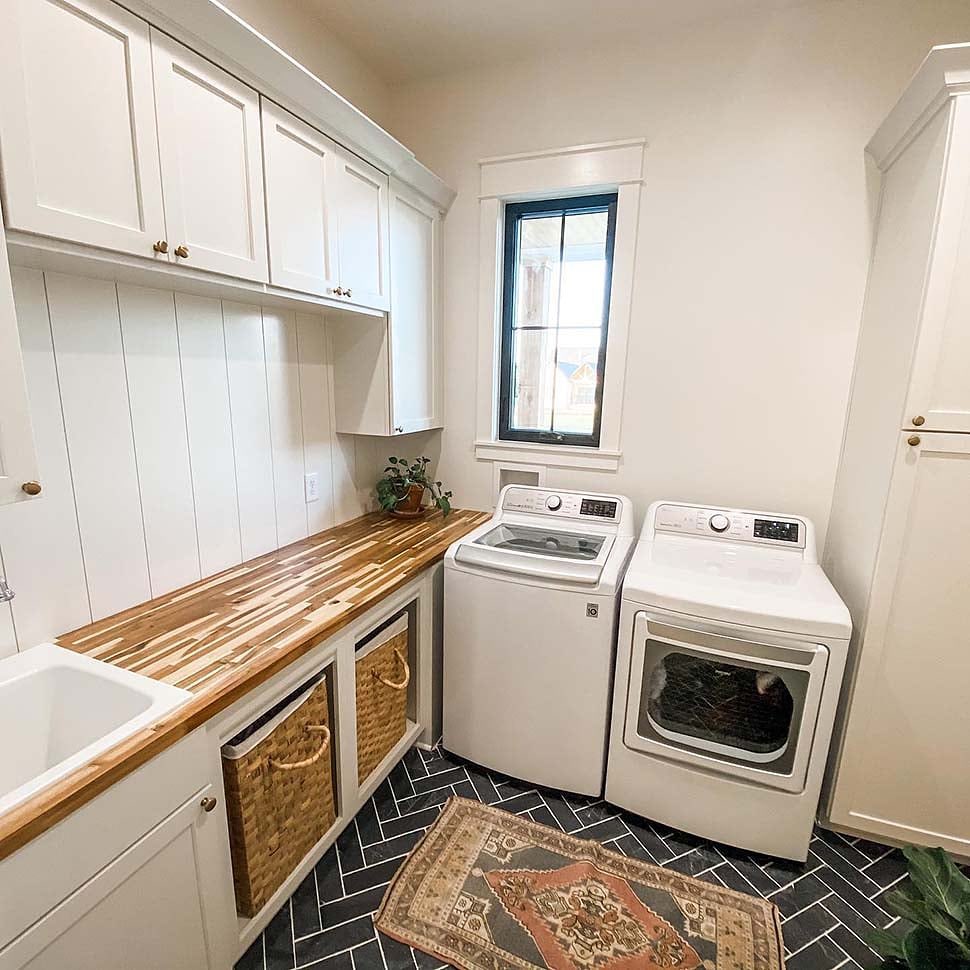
[342,856,403,895]
[355,796,383,847]
[290,871,321,938]
[336,819,364,873]
[316,846,344,904]
[862,850,908,889]
[378,932,418,969]
[294,915,374,965]
[664,844,725,878]
[827,922,881,967]
[574,815,628,843]
[351,939,384,970]
[236,938,264,970]
[811,840,883,897]
[782,902,840,954]
[395,787,452,816]
[410,766,466,794]
[814,859,892,927]
[263,901,295,970]
[372,778,398,822]
[321,886,387,930]
[786,934,849,970]
[388,760,415,801]
[770,873,833,919]
[494,790,544,815]
[380,805,442,840]
[541,792,583,833]
[362,827,425,866]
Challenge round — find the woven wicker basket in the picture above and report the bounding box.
[356,615,410,784]
[222,674,336,918]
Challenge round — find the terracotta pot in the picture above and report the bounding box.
[395,482,426,513]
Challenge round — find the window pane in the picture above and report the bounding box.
[510,327,557,431]
[559,210,608,329]
[514,216,561,330]
[551,327,601,437]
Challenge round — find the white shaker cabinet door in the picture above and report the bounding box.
[151,29,268,282]
[330,149,390,311]
[262,100,341,297]
[829,432,970,856]
[0,0,166,259]
[389,182,442,434]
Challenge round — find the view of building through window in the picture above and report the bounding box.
[501,195,616,445]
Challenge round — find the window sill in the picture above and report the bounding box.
[474,439,622,471]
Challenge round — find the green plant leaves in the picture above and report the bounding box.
[376,456,453,516]
[867,928,906,960]
[902,926,963,970]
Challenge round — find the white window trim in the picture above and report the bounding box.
[474,138,645,473]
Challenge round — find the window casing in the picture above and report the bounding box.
[498,193,618,448]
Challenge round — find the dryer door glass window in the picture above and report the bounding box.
[474,524,605,561]
[637,643,809,769]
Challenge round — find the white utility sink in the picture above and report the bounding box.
[0,642,192,817]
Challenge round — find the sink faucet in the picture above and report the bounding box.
[0,577,14,603]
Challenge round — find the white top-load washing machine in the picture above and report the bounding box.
[444,485,635,796]
[605,501,851,861]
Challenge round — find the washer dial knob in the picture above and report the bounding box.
[546,495,562,511]
[709,513,730,533]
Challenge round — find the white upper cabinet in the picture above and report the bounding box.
[389,181,442,433]
[0,218,39,506]
[331,149,391,311]
[0,0,166,259]
[151,29,268,283]
[261,100,340,297]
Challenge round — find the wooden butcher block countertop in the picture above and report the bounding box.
[0,509,489,861]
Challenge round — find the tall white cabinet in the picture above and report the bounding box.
[824,46,970,857]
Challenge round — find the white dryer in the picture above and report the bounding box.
[605,501,851,860]
[444,485,635,796]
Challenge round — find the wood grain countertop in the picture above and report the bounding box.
[0,509,489,861]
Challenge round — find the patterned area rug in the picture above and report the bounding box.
[375,797,785,970]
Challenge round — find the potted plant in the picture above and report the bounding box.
[376,457,453,518]
[866,845,970,969]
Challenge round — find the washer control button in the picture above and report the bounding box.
[546,495,562,511]
[709,513,730,533]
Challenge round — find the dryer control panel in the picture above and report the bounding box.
[652,503,808,551]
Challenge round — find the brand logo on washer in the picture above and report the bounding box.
[586,603,599,618]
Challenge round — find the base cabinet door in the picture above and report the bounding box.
[330,149,390,311]
[828,432,970,855]
[151,29,268,283]
[0,0,166,258]
[389,182,442,434]
[0,786,226,970]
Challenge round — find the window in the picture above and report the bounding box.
[498,193,618,447]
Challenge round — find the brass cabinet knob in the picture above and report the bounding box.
[333,287,344,296]
[200,796,217,813]
[21,481,42,496]
[907,435,921,447]
[174,245,189,259]
[153,240,169,254]
[344,288,352,298]
[912,415,925,426]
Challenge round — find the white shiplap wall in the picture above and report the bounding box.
[0,268,364,658]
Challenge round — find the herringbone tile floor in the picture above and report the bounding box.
[236,746,910,970]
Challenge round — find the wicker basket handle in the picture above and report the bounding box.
[373,647,410,691]
[269,724,331,771]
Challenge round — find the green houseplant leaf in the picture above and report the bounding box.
[902,926,964,970]
[374,456,453,516]
[867,927,906,961]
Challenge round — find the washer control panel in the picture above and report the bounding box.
[653,504,806,549]
[503,487,621,521]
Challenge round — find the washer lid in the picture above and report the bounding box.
[455,523,613,584]
[622,535,851,639]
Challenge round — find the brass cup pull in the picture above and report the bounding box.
[373,647,410,691]
[174,244,189,259]
[269,724,332,771]
[908,435,921,447]
[21,481,42,496]
[200,796,217,813]
[153,240,169,254]
[912,415,925,426]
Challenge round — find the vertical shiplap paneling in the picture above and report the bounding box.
[0,268,90,647]
[224,301,278,559]
[324,319,363,523]
[0,546,15,658]
[45,273,151,620]
[175,294,242,576]
[118,285,201,595]
[296,312,335,534]
[263,308,308,546]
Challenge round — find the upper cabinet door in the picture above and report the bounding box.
[904,97,970,433]
[151,29,268,283]
[389,182,442,434]
[0,0,166,258]
[261,100,340,297]
[330,149,390,311]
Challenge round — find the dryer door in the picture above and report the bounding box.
[623,613,829,793]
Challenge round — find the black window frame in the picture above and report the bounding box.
[498,192,618,448]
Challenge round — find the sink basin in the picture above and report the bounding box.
[0,643,192,817]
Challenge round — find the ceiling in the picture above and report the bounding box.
[303,0,811,84]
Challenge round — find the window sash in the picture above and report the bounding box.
[498,193,618,448]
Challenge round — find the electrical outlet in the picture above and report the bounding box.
[305,472,320,503]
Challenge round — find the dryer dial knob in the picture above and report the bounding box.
[546,495,562,511]
[709,513,730,533]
